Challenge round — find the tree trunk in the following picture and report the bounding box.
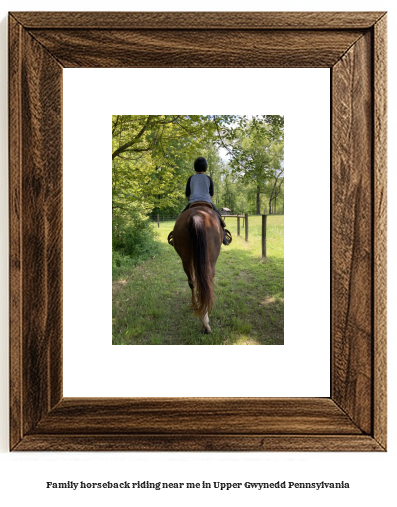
[256,186,260,215]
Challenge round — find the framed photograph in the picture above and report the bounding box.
[9,11,387,451]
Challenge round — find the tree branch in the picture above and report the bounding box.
[112,115,154,160]
[112,115,120,135]
[212,116,249,173]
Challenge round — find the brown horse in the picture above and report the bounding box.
[172,204,223,333]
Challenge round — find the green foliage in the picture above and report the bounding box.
[200,115,284,214]
[112,115,220,216]
[112,202,160,278]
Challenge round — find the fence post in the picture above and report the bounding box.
[262,214,267,258]
[245,213,249,242]
[237,215,240,236]
[157,214,159,228]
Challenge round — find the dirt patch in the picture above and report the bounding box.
[259,296,276,306]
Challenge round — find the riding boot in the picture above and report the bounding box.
[216,213,232,245]
[222,228,232,246]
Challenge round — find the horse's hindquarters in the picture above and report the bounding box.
[173,208,222,262]
[173,207,222,332]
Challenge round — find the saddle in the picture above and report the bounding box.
[189,201,213,210]
[189,202,227,228]
[167,202,232,247]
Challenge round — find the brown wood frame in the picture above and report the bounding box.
[9,11,387,452]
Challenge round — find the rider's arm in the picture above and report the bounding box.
[185,176,192,201]
[208,176,214,198]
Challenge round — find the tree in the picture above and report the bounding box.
[112,115,216,215]
[266,143,284,214]
[112,115,215,160]
[213,117,284,214]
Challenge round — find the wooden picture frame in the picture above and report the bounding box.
[9,11,387,451]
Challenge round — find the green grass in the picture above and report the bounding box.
[112,215,284,345]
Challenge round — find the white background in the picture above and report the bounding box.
[0,1,395,507]
[63,68,330,397]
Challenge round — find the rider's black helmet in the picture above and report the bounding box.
[194,156,208,172]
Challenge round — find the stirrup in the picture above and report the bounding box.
[223,229,232,246]
[167,231,174,246]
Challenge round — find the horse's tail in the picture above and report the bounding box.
[188,212,214,318]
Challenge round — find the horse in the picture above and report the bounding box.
[172,203,223,334]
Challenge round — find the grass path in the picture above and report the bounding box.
[112,215,284,345]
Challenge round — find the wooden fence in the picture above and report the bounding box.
[222,213,268,258]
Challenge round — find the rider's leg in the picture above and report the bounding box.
[211,204,232,246]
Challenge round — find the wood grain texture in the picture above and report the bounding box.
[373,15,387,450]
[11,11,386,29]
[27,29,363,68]
[21,28,64,432]
[9,18,64,446]
[332,32,373,434]
[8,11,387,452]
[9,15,23,450]
[14,435,383,452]
[31,398,362,435]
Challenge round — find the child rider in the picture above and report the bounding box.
[168,156,232,246]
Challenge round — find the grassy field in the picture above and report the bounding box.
[112,214,284,345]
